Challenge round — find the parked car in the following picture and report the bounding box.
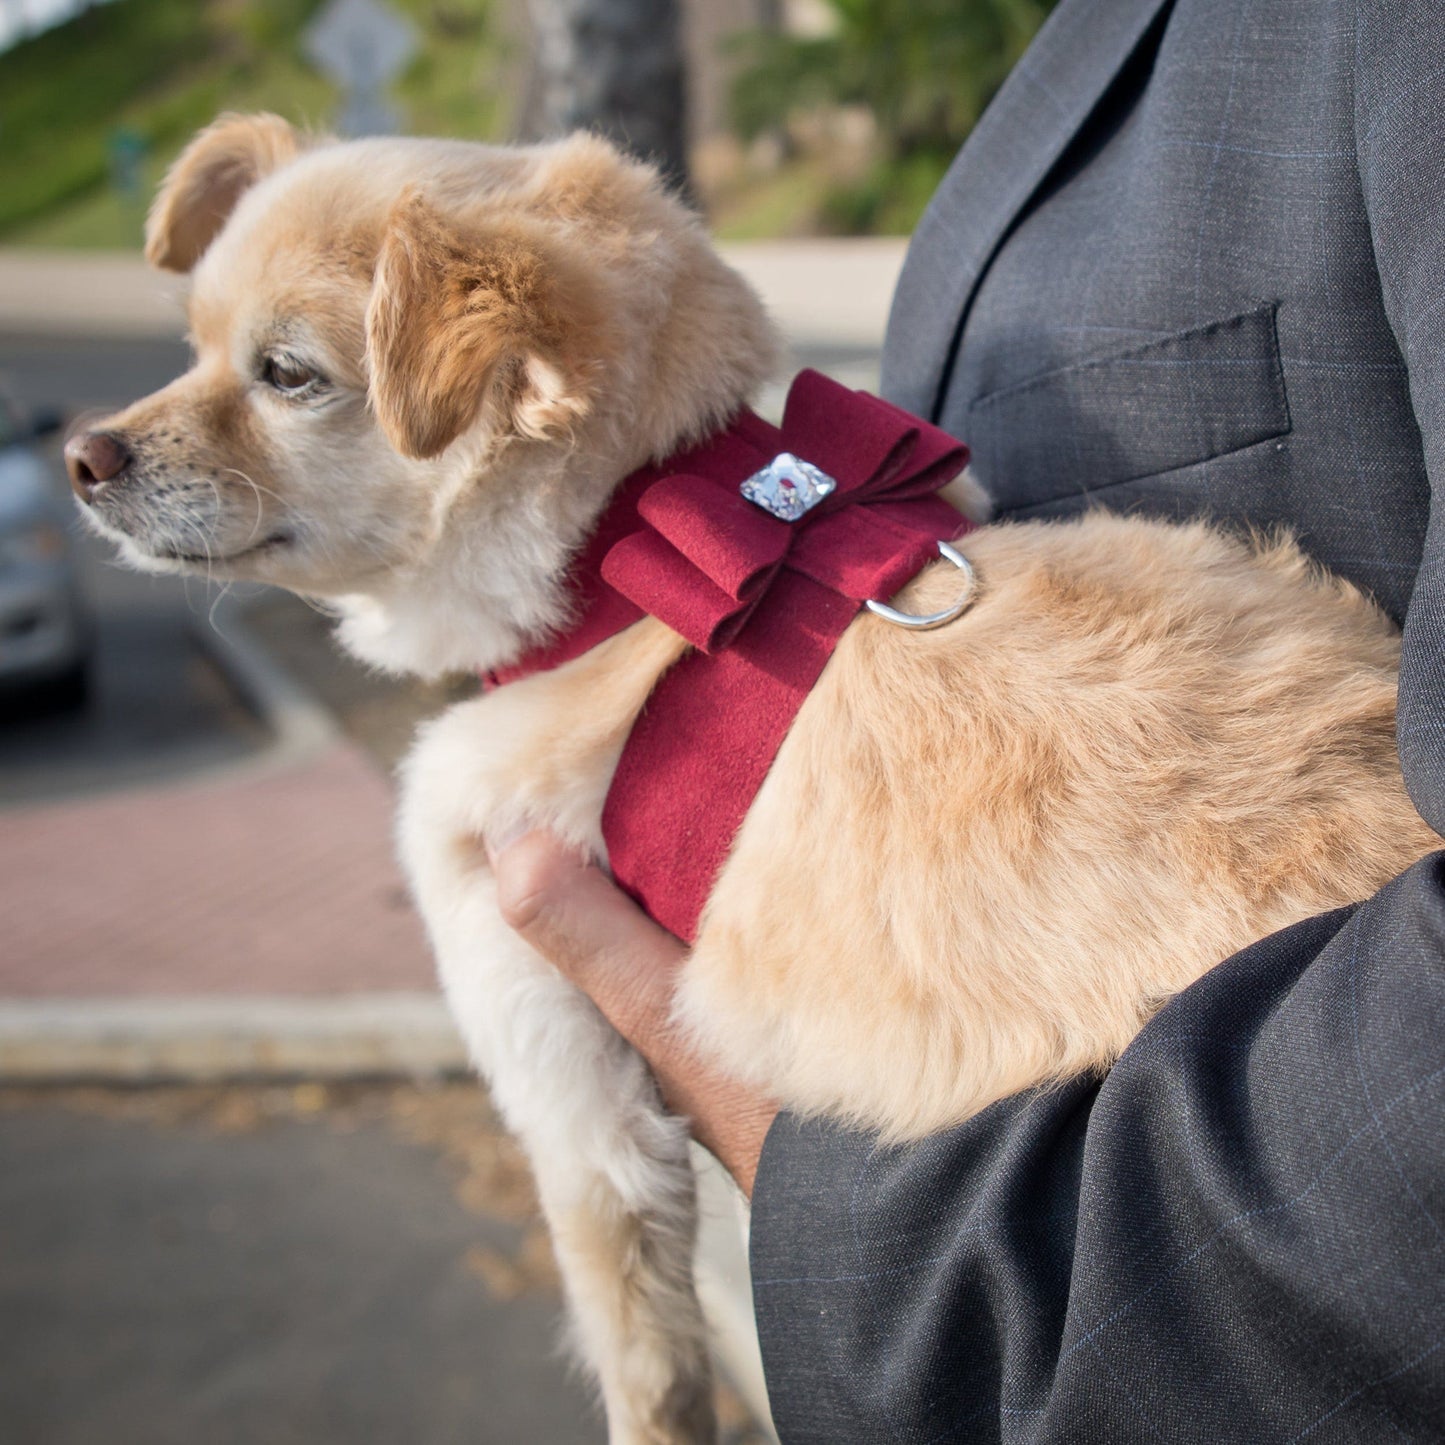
[0,394,91,711]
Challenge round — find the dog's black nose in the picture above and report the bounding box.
[65,431,133,503]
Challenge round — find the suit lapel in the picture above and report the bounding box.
[882,0,1174,421]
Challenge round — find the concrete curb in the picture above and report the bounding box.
[189,590,341,777]
[0,241,905,351]
[0,993,466,1082]
[720,237,906,351]
[0,251,189,339]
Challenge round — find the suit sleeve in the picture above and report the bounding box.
[748,6,1445,1440]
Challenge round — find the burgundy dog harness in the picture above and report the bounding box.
[488,370,972,941]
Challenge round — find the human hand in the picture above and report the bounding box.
[490,831,779,1197]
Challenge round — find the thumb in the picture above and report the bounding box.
[490,831,686,1035]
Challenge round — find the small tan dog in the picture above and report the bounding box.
[70,114,1439,1445]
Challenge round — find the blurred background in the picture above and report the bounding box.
[0,1,1054,1441]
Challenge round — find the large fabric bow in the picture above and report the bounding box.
[598,369,969,653]
[590,370,972,942]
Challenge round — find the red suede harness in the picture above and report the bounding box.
[486,370,972,941]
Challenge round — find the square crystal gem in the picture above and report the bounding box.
[740,452,837,522]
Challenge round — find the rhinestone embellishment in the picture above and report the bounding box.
[740,452,837,522]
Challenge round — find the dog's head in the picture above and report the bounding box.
[67,115,776,618]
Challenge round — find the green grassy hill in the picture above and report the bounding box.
[0,0,506,248]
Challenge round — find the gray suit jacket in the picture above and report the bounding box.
[749,0,1445,1439]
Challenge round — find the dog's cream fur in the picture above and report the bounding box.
[80,115,1440,1444]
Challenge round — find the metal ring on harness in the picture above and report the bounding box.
[864,539,976,630]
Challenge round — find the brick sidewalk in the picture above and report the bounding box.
[0,742,432,998]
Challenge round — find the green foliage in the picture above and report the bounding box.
[731,0,1057,233]
[0,0,205,232]
[390,0,508,141]
[0,0,335,238]
[0,0,507,246]
[818,150,957,237]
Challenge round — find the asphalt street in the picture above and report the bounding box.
[0,332,189,414]
[0,1086,609,1445]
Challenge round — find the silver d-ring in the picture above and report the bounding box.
[864,540,976,630]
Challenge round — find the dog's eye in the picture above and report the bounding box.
[262,355,324,396]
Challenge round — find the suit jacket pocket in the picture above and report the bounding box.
[965,304,1290,509]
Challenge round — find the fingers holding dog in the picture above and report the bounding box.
[492,831,682,1041]
[492,831,778,1196]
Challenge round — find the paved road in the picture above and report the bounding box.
[0,1086,608,1445]
[0,331,189,415]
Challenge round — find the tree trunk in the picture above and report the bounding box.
[524,0,690,198]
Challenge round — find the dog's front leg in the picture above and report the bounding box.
[400,777,717,1444]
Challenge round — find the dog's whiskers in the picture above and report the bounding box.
[173,500,218,591]
[221,466,283,544]
[208,578,236,632]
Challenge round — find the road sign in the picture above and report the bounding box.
[303,0,418,136]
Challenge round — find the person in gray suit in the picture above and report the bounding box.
[494,0,1445,1437]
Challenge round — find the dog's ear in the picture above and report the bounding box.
[365,193,606,460]
[146,113,301,273]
